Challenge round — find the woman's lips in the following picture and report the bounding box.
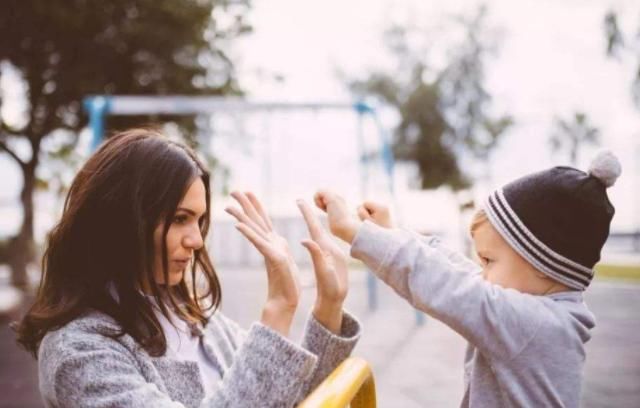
[173,259,189,268]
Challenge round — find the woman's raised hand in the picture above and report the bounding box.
[296,199,349,334]
[225,191,300,337]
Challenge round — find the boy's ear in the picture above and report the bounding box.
[534,270,550,280]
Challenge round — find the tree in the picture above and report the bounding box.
[0,0,251,288]
[350,6,512,196]
[549,112,600,166]
[604,10,640,108]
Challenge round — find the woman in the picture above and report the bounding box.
[15,128,360,407]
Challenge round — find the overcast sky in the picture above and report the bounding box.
[1,0,639,240]
[222,0,640,232]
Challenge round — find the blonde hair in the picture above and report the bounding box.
[470,209,489,236]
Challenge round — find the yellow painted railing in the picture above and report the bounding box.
[298,357,376,408]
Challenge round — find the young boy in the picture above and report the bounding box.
[314,151,621,407]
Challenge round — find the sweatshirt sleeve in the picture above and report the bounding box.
[351,221,545,359]
[44,323,318,408]
[202,322,318,407]
[296,310,361,399]
[45,334,184,408]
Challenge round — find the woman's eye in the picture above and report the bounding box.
[173,215,188,224]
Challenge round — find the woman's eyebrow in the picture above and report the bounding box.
[176,207,205,216]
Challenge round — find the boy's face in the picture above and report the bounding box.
[472,221,556,295]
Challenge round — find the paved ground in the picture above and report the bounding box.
[1,266,639,407]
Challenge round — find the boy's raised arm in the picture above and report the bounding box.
[314,190,545,360]
[352,220,544,360]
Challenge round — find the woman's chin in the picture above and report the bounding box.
[156,270,184,286]
[168,271,184,286]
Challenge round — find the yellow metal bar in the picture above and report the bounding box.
[298,357,376,408]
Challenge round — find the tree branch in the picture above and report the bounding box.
[0,139,26,168]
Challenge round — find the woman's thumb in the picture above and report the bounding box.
[301,240,327,277]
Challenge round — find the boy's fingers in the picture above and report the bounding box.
[357,205,372,221]
[363,200,384,213]
[314,192,328,212]
[245,191,273,230]
[230,191,268,231]
[362,201,376,211]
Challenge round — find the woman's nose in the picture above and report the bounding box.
[184,226,204,250]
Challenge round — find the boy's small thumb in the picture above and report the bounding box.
[357,205,371,221]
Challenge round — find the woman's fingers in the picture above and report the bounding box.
[225,206,268,240]
[246,191,273,230]
[234,222,272,256]
[297,199,324,241]
[301,239,329,282]
[230,191,269,231]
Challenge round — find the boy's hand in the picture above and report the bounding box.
[313,190,361,244]
[357,200,393,229]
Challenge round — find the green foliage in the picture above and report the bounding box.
[549,112,600,165]
[0,0,251,282]
[0,0,251,192]
[351,6,511,191]
[0,0,250,139]
[604,10,640,108]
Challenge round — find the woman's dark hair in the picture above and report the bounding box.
[15,128,221,357]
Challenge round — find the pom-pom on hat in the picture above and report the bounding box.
[483,150,621,290]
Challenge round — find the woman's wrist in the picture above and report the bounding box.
[261,300,297,337]
[312,299,344,335]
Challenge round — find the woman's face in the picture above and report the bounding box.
[152,178,207,287]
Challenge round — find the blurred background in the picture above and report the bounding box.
[1,0,639,406]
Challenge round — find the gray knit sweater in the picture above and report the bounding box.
[351,221,595,407]
[38,309,360,407]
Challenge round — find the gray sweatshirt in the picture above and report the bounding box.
[351,221,595,408]
[38,309,360,407]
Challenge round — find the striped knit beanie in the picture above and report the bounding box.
[484,151,622,290]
